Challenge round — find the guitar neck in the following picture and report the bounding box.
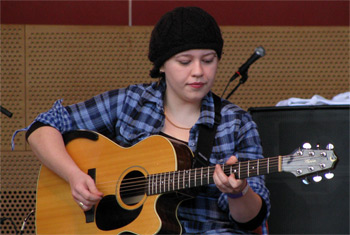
[147,156,281,195]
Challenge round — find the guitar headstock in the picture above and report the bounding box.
[281,143,338,184]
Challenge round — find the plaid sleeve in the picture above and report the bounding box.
[217,111,270,234]
[34,99,73,133]
[66,88,125,138]
[11,99,72,150]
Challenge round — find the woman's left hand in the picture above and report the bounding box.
[213,155,247,194]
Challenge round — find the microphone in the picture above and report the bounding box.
[229,46,266,82]
[222,46,266,99]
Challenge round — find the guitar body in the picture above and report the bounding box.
[36,131,193,234]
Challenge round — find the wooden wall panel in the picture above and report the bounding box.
[1,24,349,234]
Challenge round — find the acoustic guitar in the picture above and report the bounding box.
[36,130,338,234]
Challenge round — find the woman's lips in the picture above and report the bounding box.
[188,82,205,88]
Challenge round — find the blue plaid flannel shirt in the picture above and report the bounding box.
[14,80,270,234]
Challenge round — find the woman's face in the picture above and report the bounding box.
[162,49,219,104]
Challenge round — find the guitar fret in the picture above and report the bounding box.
[267,158,270,174]
[188,170,191,188]
[207,167,210,184]
[150,174,153,195]
[257,159,260,175]
[238,162,241,179]
[159,174,162,193]
[247,161,250,177]
[194,168,197,187]
[201,167,203,186]
[167,172,170,192]
[156,174,159,194]
[183,170,186,188]
[173,172,176,190]
[148,175,150,195]
[152,174,155,195]
[164,172,166,192]
[168,172,172,192]
[160,173,163,193]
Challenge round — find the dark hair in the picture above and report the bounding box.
[148,7,224,78]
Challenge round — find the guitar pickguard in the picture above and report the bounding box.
[96,195,143,231]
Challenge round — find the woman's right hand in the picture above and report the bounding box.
[28,126,104,211]
[68,170,104,211]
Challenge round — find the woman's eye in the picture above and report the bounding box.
[203,59,214,64]
[178,60,191,65]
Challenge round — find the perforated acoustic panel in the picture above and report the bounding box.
[1,152,40,235]
[25,25,153,128]
[1,25,26,152]
[1,25,349,234]
[216,27,349,107]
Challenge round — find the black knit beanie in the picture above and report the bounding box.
[148,7,224,78]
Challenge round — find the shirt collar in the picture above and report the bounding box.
[140,80,166,111]
[198,92,216,128]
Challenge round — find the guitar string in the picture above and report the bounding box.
[96,161,319,194]
[95,155,320,191]
[93,155,326,195]
[111,157,304,194]
[97,153,315,189]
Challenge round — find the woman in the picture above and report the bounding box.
[21,6,269,234]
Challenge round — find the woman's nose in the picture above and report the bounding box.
[191,60,204,77]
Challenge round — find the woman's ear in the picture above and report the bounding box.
[159,66,165,73]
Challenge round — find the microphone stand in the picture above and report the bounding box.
[225,72,248,100]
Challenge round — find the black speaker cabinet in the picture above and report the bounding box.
[249,105,349,234]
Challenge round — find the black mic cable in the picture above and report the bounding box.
[0,105,13,118]
[221,46,266,99]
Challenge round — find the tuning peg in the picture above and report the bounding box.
[302,177,310,185]
[326,143,334,150]
[302,143,312,149]
[325,172,334,179]
[313,175,323,183]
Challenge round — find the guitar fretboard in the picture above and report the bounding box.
[147,157,281,195]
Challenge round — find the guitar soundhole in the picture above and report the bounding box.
[120,170,146,206]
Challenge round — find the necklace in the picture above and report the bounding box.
[164,113,191,130]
